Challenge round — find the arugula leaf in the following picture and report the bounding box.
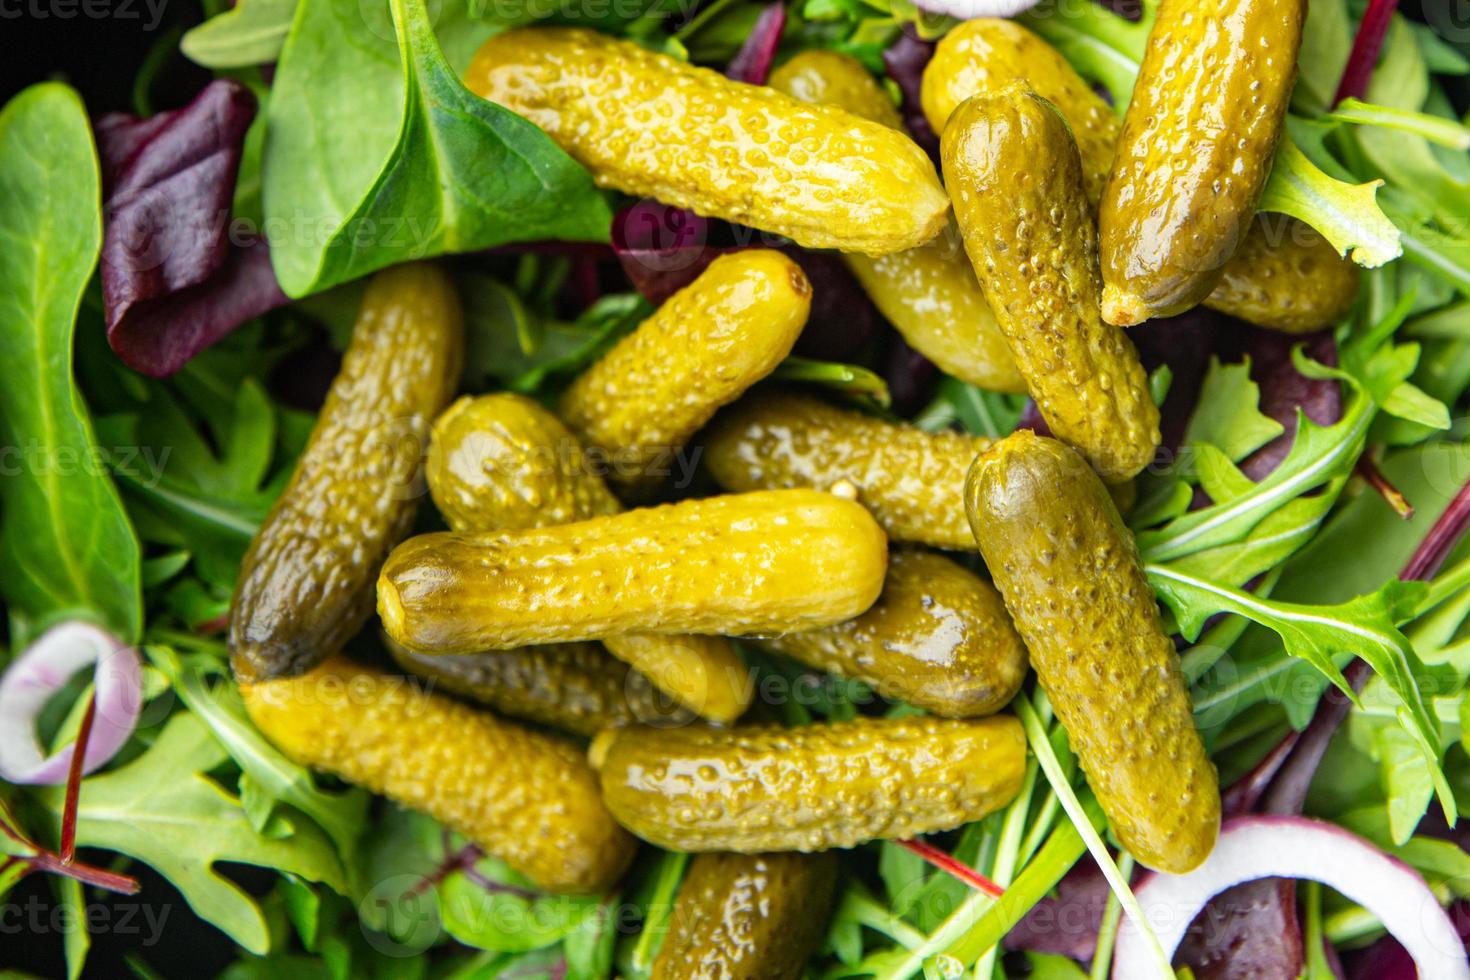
[181,0,297,68]
[1182,358,1285,463]
[1325,98,1470,150]
[913,378,1027,438]
[772,357,893,410]
[438,855,604,953]
[464,288,650,394]
[0,83,142,644]
[30,712,351,955]
[263,0,611,297]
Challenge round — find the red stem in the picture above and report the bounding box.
[60,694,98,864]
[1355,456,1414,519]
[26,851,140,894]
[1402,474,1470,581]
[1333,0,1400,105]
[896,838,1005,898]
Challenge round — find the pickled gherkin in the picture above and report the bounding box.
[229,263,462,683]
[940,88,1159,481]
[242,658,635,893]
[426,392,752,723]
[703,391,993,550]
[965,431,1220,873]
[590,715,1026,852]
[769,51,902,129]
[465,28,949,254]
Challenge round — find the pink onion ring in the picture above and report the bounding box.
[0,622,143,785]
[1113,815,1470,979]
[908,1,1040,18]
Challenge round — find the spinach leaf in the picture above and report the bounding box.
[0,84,142,643]
[181,0,297,69]
[263,0,612,298]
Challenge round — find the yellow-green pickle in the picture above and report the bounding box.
[426,392,751,722]
[229,263,462,682]
[384,637,691,736]
[651,851,838,980]
[704,390,993,549]
[767,49,1024,393]
[922,17,1357,333]
[754,549,1026,718]
[941,88,1159,481]
[965,431,1220,873]
[590,715,1026,852]
[378,488,888,653]
[559,250,808,492]
[1098,0,1308,325]
[242,658,635,893]
[465,28,949,254]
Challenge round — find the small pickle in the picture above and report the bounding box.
[229,263,462,683]
[922,18,1357,333]
[651,852,838,980]
[242,657,635,893]
[703,391,992,550]
[465,28,949,254]
[965,431,1220,873]
[942,88,1159,481]
[590,715,1026,852]
[559,251,809,490]
[1099,0,1307,325]
[378,489,888,654]
[385,637,692,736]
[768,49,1024,393]
[427,392,752,723]
[754,549,1025,718]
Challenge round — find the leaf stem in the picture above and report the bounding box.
[1333,0,1400,105]
[1089,853,1134,980]
[895,839,1004,899]
[59,693,97,864]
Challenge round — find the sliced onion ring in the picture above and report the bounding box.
[1113,815,1470,979]
[908,0,1040,18]
[0,622,142,785]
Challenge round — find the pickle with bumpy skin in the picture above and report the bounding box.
[767,50,1024,393]
[942,88,1159,481]
[754,549,1025,718]
[922,18,1357,333]
[427,392,751,723]
[652,851,837,980]
[229,263,462,683]
[1099,0,1307,326]
[703,391,992,550]
[465,28,949,254]
[590,714,1026,852]
[965,431,1220,873]
[559,251,809,491]
[385,636,691,736]
[378,488,888,654]
[242,657,635,893]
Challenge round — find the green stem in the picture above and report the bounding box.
[970,758,1040,979]
[1089,853,1134,980]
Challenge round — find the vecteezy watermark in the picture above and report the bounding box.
[0,894,171,944]
[0,0,167,29]
[0,442,170,490]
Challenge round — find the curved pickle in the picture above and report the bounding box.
[426,392,752,723]
[242,657,635,893]
[965,431,1220,873]
[378,488,888,653]
[651,851,838,980]
[941,88,1159,480]
[703,390,993,550]
[754,549,1025,718]
[465,28,949,254]
[229,263,462,683]
[922,17,1356,333]
[591,715,1026,852]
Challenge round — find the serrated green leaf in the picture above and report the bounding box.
[1183,358,1284,463]
[1259,134,1403,268]
[1372,721,1437,844]
[1381,381,1452,429]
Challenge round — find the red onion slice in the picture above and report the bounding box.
[1113,816,1470,979]
[909,0,1040,17]
[0,622,143,785]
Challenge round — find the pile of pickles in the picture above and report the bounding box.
[232,4,1348,974]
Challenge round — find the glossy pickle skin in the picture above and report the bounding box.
[229,264,462,683]
[941,90,1159,481]
[768,51,903,129]
[465,28,949,254]
[378,488,888,653]
[965,432,1220,873]
[703,391,993,550]
[424,392,752,724]
[1098,0,1307,325]
[592,715,1026,852]
[922,18,1357,333]
[651,851,838,980]
[559,251,809,489]
[385,637,691,736]
[756,549,1026,718]
[241,658,635,893]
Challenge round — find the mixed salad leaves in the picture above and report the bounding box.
[6,0,1470,976]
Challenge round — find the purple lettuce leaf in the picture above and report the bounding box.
[97,79,288,377]
[725,3,787,85]
[883,31,940,162]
